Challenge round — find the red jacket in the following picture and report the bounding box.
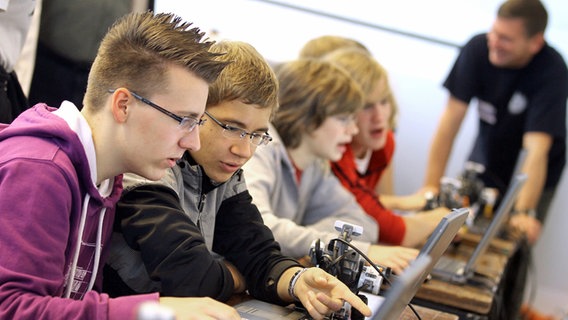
[331,131,406,245]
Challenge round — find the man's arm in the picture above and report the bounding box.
[276,267,371,319]
[375,162,395,195]
[379,193,428,211]
[115,184,236,301]
[213,190,301,305]
[509,132,551,244]
[400,207,451,247]
[423,95,469,191]
[516,132,550,210]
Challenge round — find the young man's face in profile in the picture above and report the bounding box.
[190,101,271,183]
[303,113,358,162]
[124,65,208,182]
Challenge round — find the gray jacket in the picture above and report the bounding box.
[242,126,379,258]
[105,155,299,303]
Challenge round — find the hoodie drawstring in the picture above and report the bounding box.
[64,194,106,298]
[87,206,106,291]
[65,194,90,298]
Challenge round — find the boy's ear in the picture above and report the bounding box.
[110,88,132,123]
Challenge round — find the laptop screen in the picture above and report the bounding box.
[370,255,432,320]
[418,208,469,272]
[462,173,527,277]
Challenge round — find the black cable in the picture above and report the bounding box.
[331,238,422,320]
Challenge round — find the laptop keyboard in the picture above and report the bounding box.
[435,256,465,274]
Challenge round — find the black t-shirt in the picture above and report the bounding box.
[444,33,568,193]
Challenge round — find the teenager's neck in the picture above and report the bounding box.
[83,108,120,185]
[350,141,369,159]
[287,142,318,170]
[93,131,117,185]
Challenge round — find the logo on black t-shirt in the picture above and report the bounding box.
[508,91,528,115]
[477,100,497,125]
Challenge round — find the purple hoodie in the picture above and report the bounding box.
[0,105,157,319]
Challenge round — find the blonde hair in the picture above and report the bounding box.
[206,41,279,119]
[274,59,364,148]
[324,47,399,129]
[84,11,229,110]
[299,35,369,59]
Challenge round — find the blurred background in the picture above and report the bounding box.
[153,0,568,315]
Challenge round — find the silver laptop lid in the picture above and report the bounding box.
[462,173,527,277]
[371,255,432,320]
[418,207,469,270]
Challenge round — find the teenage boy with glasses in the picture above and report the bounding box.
[0,11,244,320]
[205,110,273,145]
[109,89,207,132]
[103,40,371,320]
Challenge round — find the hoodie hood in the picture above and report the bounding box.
[0,103,123,299]
[0,103,97,196]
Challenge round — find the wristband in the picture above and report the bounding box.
[288,268,308,301]
[515,209,537,218]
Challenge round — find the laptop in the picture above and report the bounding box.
[361,208,469,319]
[430,173,528,285]
[415,207,470,275]
[366,254,432,320]
[236,208,470,320]
[235,299,309,320]
[235,256,434,320]
[469,148,528,232]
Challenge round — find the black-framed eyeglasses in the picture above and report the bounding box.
[204,111,273,146]
[108,89,206,132]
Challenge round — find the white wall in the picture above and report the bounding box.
[155,0,568,313]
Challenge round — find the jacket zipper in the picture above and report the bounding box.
[196,193,206,229]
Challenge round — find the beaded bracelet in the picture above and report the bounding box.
[288,268,308,301]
